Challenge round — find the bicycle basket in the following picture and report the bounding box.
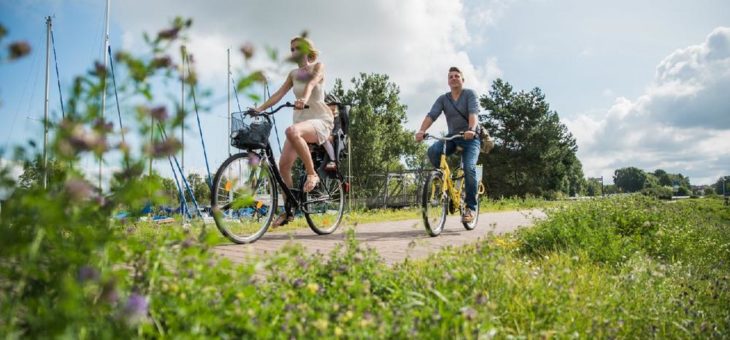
[230,112,272,149]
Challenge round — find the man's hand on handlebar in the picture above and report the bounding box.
[463,130,476,140]
[415,130,426,142]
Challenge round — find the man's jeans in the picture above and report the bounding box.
[427,138,481,211]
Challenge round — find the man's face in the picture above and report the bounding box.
[448,71,464,89]
[327,103,338,115]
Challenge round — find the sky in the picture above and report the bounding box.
[0,0,729,187]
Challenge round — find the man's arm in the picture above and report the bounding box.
[415,116,434,142]
[416,96,443,141]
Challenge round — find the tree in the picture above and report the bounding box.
[18,158,66,189]
[585,178,603,196]
[186,172,210,205]
[613,167,648,193]
[330,74,426,195]
[714,176,730,195]
[478,79,583,198]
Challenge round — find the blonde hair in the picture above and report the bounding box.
[290,36,319,61]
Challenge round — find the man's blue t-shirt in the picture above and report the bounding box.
[427,88,479,136]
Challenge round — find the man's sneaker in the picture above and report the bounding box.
[462,208,475,223]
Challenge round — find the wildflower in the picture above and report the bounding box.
[65,178,94,202]
[77,265,99,283]
[8,41,31,60]
[460,306,478,321]
[147,138,182,158]
[306,282,320,294]
[149,106,168,121]
[247,152,260,167]
[123,293,149,324]
[93,118,114,133]
[151,56,172,69]
[157,27,180,40]
[93,61,107,77]
[240,43,254,60]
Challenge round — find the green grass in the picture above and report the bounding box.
[87,196,729,338]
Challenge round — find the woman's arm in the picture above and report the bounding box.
[296,62,325,109]
[254,74,293,112]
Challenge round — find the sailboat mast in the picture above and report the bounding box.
[227,48,231,157]
[99,0,110,191]
[43,17,51,189]
[181,45,185,176]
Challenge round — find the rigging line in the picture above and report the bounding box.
[265,80,283,154]
[49,26,66,118]
[107,45,125,145]
[4,39,41,150]
[158,122,203,219]
[230,76,243,112]
[185,52,213,188]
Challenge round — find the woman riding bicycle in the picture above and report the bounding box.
[253,36,334,226]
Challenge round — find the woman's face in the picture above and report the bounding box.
[327,104,338,115]
[290,42,305,62]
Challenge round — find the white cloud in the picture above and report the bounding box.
[566,27,730,185]
[112,0,503,131]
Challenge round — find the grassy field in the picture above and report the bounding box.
[84,196,729,338]
[120,196,558,244]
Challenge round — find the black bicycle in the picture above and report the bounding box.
[211,103,346,244]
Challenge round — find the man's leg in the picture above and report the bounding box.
[459,138,481,212]
[427,140,456,169]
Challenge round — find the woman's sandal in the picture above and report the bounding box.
[271,212,294,228]
[303,174,320,193]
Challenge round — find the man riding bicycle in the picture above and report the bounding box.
[415,66,481,223]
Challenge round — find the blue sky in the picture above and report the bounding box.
[1,0,729,186]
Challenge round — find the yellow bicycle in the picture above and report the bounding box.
[421,133,486,236]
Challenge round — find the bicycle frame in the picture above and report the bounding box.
[241,103,340,213]
[428,134,465,210]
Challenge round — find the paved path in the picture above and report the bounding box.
[213,209,546,265]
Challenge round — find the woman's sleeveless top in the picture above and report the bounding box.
[290,65,334,128]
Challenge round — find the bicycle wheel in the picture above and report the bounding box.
[304,176,345,234]
[211,153,277,244]
[422,171,448,236]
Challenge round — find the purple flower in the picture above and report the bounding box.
[123,293,149,322]
[77,266,99,283]
[247,152,260,167]
[148,138,182,158]
[150,106,168,121]
[65,179,94,202]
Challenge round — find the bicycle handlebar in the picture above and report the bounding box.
[241,102,310,117]
[423,132,466,141]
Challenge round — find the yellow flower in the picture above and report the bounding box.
[307,282,320,294]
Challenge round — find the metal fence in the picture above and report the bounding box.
[347,169,430,210]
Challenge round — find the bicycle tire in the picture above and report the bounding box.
[421,171,448,236]
[304,176,345,235]
[211,152,277,244]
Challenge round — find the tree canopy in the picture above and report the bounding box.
[329,73,425,196]
[478,79,583,198]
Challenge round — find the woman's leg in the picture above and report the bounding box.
[285,121,321,191]
[278,140,298,190]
